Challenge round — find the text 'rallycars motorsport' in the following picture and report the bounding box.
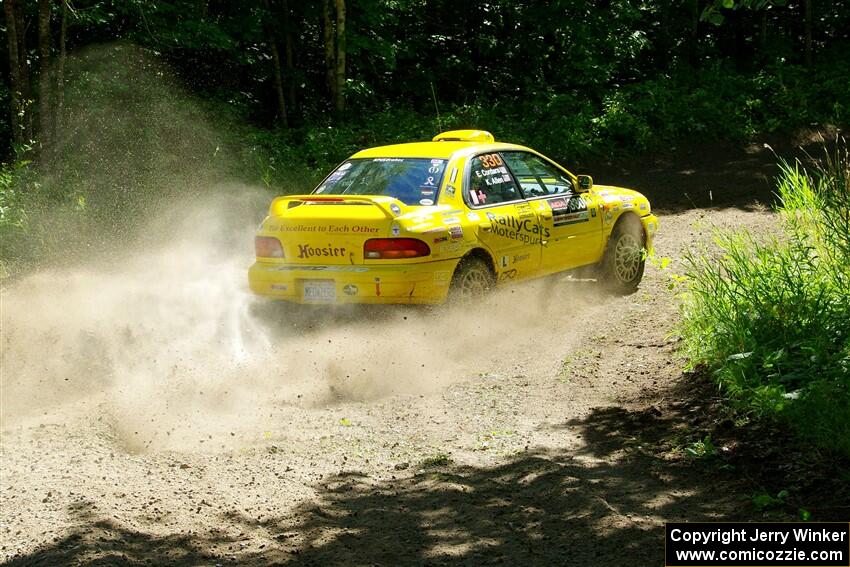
[249,130,658,304]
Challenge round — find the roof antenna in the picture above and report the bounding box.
[430,82,443,133]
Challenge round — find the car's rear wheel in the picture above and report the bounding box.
[448,256,495,304]
[599,216,646,295]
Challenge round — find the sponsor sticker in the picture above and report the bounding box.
[419,198,434,206]
[549,196,590,226]
[501,255,509,268]
[267,223,380,234]
[391,223,401,236]
[548,197,568,210]
[449,225,464,240]
[515,202,534,219]
[486,212,550,244]
[271,265,369,273]
[343,284,358,296]
[297,243,347,259]
[467,212,480,221]
[555,211,590,225]
[498,269,518,282]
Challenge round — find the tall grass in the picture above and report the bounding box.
[680,142,850,456]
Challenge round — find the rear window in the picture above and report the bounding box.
[314,158,447,206]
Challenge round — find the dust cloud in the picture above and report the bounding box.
[1,44,603,456]
[1,203,598,455]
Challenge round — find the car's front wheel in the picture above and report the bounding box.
[599,216,646,295]
[448,256,495,304]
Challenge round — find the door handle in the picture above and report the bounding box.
[540,212,553,220]
[479,222,492,232]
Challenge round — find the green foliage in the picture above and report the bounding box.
[702,0,788,26]
[679,143,850,457]
[684,435,718,459]
[752,488,789,511]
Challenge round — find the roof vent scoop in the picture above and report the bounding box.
[432,130,495,143]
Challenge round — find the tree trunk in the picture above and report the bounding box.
[689,0,700,66]
[38,0,52,147]
[262,0,287,127]
[14,0,34,142]
[268,39,288,127]
[760,10,768,54]
[322,0,335,103]
[803,0,812,67]
[5,0,24,146]
[282,0,296,114]
[334,0,345,113]
[56,0,67,140]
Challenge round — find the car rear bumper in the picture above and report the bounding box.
[248,259,459,305]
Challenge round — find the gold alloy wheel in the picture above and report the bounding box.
[614,233,642,283]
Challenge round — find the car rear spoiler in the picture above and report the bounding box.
[268,195,406,219]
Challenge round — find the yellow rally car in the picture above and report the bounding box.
[249,130,657,304]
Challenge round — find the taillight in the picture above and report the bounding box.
[255,236,284,258]
[364,238,431,259]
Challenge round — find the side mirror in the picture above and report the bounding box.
[577,175,593,192]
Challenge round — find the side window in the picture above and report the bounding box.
[502,152,574,197]
[467,153,521,206]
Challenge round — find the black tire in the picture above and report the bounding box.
[599,216,646,295]
[448,256,495,304]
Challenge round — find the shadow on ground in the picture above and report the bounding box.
[6,364,849,565]
[5,374,767,567]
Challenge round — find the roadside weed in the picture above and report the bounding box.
[678,142,850,457]
[684,435,718,459]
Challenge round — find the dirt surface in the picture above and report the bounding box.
[0,143,843,566]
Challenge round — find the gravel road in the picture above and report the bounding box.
[0,197,783,566]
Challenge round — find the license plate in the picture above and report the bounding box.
[303,280,336,302]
